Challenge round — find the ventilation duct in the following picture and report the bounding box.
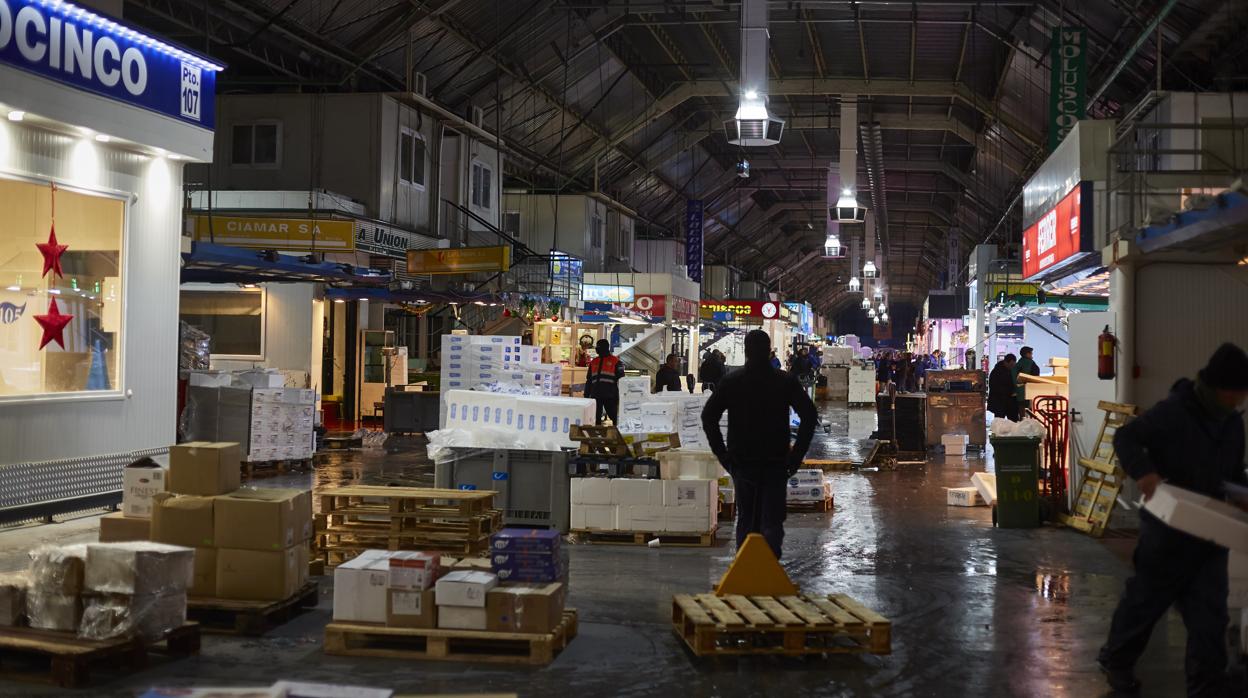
[860,121,888,249]
[723,0,784,147]
[833,95,866,223]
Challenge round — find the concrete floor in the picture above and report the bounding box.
[0,405,1239,697]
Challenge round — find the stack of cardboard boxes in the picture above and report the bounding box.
[99,458,170,543]
[247,388,317,463]
[786,469,831,504]
[570,478,718,534]
[149,442,312,601]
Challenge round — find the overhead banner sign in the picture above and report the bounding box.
[670,296,699,323]
[1022,182,1093,279]
[1049,26,1086,152]
[0,0,221,127]
[188,215,354,251]
[685,200,703,282]
[700,300,779,320]
[583,284,636,304]
[357,221,440,258]
[623,294,664,318]
[406,245,511,274]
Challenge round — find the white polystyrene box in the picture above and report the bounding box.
[611,479,660,506]
[1144,484,1248,553]
[946,487,986,507]
[640,402,677,433]
[571,477,613,506]
[942,434,969,455]
[571,504,617,530]
[662,479,717,509]
[626,506,665,532]
[971,472,997,506]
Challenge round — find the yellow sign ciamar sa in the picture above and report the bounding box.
[406,246,512,274]
[189,215,355,251]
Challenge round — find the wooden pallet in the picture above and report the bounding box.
[803,459,856,471]
[672,593,889,657]
[1058,400,1137,538]
[571,527,718,547]
[568,424,631,457]
[787,496,834,513]
[322,435,363,450]
[242,458,311,480]
[187,581,319,636]
[323,610,578,665]
[0,622,200,688]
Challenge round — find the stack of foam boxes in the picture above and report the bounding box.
[442,390,595,448]
[615,376,716,450]
[440,335,565,426]
[570,478,718,534]
[247,388,316,462]
[786,469,831,503]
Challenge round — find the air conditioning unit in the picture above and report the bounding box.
[833,203,867,223]
[723,117,784,147]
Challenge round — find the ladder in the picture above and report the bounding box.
[1058,400,1138,537]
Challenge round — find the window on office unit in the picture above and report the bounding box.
[0,176,125,398]
[231,123,280,166]
[399,129,426,187]
[179,288,265,358]
[471,162,492,209]
[590,216,604,249]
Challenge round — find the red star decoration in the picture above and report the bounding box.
[34,298,73,350]
[36,225,69,279]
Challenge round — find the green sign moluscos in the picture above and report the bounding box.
[1049,26,1087,152]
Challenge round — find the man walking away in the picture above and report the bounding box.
[654,353,683,393]
[584,339,625,424]
[698,350,724,392]
[702,330,819,559]
[987,354,1019,421]
[1015,346,1040,415]
[1098,343,1248,696]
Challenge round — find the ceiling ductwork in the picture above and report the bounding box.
[723,0,783,147]
[833,95,866,223]
[860,121,889,252]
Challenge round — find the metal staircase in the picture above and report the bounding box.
[617,324,667,376]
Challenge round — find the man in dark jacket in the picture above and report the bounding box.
[698,351,724,391]
[654,353,683,393]
[1014,346,1040,413]
[584,339,625,424]
[1098,343,1248,696]
[701,330,819,558]
[987,354,1019,421]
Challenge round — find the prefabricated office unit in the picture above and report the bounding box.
[501,194,635,272]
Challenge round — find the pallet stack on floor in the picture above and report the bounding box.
[324,529,576,665]
[787,469,833,512]
[314,486,503,566]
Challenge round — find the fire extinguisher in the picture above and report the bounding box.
[1098,325,1117,380]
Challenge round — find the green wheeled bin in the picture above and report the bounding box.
[990,436,1042,528]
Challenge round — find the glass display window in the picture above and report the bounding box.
[0,176,126,399]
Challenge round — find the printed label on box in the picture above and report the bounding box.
[392,590,423,615]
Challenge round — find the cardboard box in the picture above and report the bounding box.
[85,542,195,596]
[169,442,241,496]
[388,552,441,591]
[151,494,215,548]
[486,583,565,633]
[0,573,28,626]
[570,503,617,530]
[435,570,497,608]
[437,605,487,630]
[29,544,87,595]
[27,592,81,631]
[494,565,563,583]
[81,590,187,642]
[448,557,493,572]
[490,528,561,554]
[123,461,167,518]
[946,487,986,507]
[214,488,312,551]
[99,512,151,542]
[190,548,217,598]
[570,477,613,506]
[217,546,306,601]
[332,550,392,622]
[386,588,437,629]
[1144,483,1248,553]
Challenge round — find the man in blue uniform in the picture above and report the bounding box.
[1098,343,1248,696]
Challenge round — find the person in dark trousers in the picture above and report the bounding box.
[1098,343,1248,696]
[654,353,683,393]
[698,350,724,391]
[987,354,1019,421]
[584,339,625,424]
[1014,345,1040,414]
[701,330,819,559]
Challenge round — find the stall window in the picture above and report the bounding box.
[471,162,492,210]
[502,211,520,238]
[590,215,603,249]
[399,129,426,188]
[179,288,265,359]
[0,177,125,399]
[231,123,281,167]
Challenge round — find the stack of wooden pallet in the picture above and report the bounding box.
[314,486,501,568]
[672,593,890,657]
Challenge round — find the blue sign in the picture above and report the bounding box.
[491,472,509,481]
[711,311,734,322]
[685,200,703,282]
[458,484,478,491]
[0,0,222,127]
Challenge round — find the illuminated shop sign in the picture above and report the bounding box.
[1022,182,1093,280]
[0,0,222,126]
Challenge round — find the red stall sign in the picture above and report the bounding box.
[1022,182,1092,279]
[623,294,667,319]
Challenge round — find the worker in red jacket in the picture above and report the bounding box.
[584,339,625,425]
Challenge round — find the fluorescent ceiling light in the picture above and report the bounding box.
[7,111,24,122]
[94,134,111,143]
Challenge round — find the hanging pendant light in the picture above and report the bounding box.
[873,314,881,324]
[878,301,887,314]
[881,312,890,323]
[823,233,841,257]
[848,276,861,292]
[861,297,871,310]
[863,260,877,279]
[873,287,883,301]
[867,308,876,318]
